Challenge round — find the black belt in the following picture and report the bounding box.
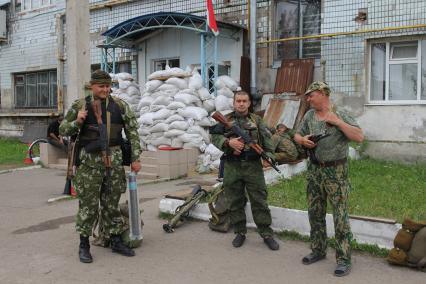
[311,158,347,168]
[224,152,260,162]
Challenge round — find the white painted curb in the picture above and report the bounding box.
[159,198,400,249]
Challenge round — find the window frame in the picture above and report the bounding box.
[17,0,53,12]
[152,57,180,73]
[14,69,57,109]
[273,0,321,63]
[368,39,426,105]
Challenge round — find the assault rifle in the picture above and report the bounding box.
[211,111,281,173]
[163,185,207,233]
[92,99,112,194]
[64,102,86,195]
[306,133,330,164]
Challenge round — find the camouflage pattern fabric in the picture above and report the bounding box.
[271,132,298,163]
[304,81,331,96]
[307,162,352,265]
[59,92,142,237]
[211,112,274,238]
[297,108,359,162]
[297,106,360,266]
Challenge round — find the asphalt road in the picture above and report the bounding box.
[0,168,424,284]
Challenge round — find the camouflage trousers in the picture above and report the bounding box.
[223,159,273,238]
[73,161,127,238]
[306,162,352,265]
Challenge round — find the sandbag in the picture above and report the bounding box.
[138,113,154,125]
[217,87,234,98]
[149,105,165,112]
[189,71,203,90]
[197,87,212,101]
[166,77,188,90]
[150,122,168,133]
[117,72,133,81]
[177,106,208,121]
[164,129,186,138]
[145,80,163,92]
[152,108,173,120]
[165,114,185,124]
[394,229,414,252]
[171,138,184,148]
[167,101,186,110]
[215,75,239,91]
[197,116,216,127]
[408,227,426,265]
[202,99,216,113]
[174,93,200,105]
[169,120,189,131]
[215,95,233,111]
[151,95,172,106]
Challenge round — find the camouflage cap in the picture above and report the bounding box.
[90,69,112,85]
[304,81,331,96]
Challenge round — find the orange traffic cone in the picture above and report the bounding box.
[23,144,33,164]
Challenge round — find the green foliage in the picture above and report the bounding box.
[0,138,29,165]
[277,230,389,258]
[268,158,426,223]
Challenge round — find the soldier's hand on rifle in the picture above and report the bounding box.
[300,134,316,149]
[131,160,141,173]
[229,137,244,155]
[76,110,88,126]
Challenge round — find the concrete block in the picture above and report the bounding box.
[141,164,158,174]
[158,164,180,179]
[40,143,67,167]
[185,148,200,166]
[157,150,181,165]
[178,163,188,177]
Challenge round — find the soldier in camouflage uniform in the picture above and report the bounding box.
[294,81,364,277]
[271,124,299,164]
[59,70,142,263]
[211,91,280,251]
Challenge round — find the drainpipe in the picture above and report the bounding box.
[56,13,65,114]
[250,0,257,98]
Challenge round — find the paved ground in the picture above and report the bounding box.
[0,167,424,284]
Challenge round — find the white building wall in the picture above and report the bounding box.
[323,0,426,162]
[138,28,243,85]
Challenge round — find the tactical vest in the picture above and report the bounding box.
[79,96,124,149]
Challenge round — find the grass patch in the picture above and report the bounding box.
[0,138,29,165]
[268,158,426,223]
[277,230,389,258]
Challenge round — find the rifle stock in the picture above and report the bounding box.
[211,111,281,173]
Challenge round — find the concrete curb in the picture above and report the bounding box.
[0,165,42,175]
[159,198,400,249]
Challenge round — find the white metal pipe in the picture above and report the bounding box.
[250,0,257,98]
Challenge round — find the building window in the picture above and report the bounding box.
[91,61,132,74]
[153,58,180,72]
[14,70,57,108]
[16,0,53,12]
[370,40,426,103]
[274,0,321,61]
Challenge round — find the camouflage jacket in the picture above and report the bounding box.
[297,108,360,162]
[59,93,142,164]
[211,111,274,158]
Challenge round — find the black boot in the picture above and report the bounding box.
[79,235,93,263]
[110,235,135,257]
[232,233,246,248]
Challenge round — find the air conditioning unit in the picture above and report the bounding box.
[0,10,6,40]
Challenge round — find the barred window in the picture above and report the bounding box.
[274,0,321,61]
[14,70,57,108]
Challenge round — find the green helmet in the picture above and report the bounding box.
[304,81,331,96]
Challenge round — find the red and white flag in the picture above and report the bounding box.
[207,0,219,36]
